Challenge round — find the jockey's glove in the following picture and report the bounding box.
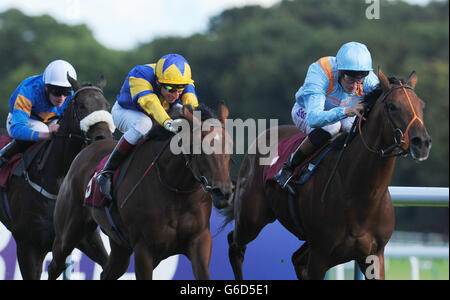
[164,119,184,133]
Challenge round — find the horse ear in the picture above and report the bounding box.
[377,66,390,91]
[67,73,81,91]
[183,105,201,128]
[97,74,107,90]
[407,70,418,88]
[218,101,229,124]
[183,105,193,121]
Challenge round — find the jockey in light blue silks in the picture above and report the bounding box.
[0,60,77,168]
[275,41,380,189]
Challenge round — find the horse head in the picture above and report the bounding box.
[181,103,234,209]
[362,69,431,161]
[63,74,115,143]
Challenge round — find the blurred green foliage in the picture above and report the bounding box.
[0,0,448,232]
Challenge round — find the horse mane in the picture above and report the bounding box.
[331,76,406,150]
[362,76,405,111]
[147,103,218,141]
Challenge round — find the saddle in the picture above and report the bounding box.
[0,136,48,189]
[264,132,341,185]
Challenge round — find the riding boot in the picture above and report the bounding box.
[0,140,22,168]
[275,128,332,192]
[275,137,316,190]
[96,136,134,202]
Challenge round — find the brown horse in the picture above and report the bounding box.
[0,75,114,279]
[48,103,234,280]
[222,69,431,280]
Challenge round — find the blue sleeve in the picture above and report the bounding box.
[296,62,346,128]
[10,109,40,141]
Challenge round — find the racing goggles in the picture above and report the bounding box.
[47,85,73,97]
[162,84,187,93]
[342,70,369,84]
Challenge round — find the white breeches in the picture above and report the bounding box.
[291,102,355,136]
[111,102,154,145]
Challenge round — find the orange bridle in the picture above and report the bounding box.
[358,82,423,157]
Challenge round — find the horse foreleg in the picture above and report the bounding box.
[227,230,247,280]
[16,242,46,280]
[291,242,310,279]
[100,238,132,280]
[77,229,109,268]
[357,250,386,280]
[187,230,212,280]
[133,241,153,280]
[303,249,329,280]
[48,235,74,280]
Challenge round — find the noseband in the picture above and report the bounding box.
[358,82,423,158]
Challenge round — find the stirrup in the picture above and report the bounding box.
[275,168,296,195]
[275,167,293,186]
[96,171,113,201]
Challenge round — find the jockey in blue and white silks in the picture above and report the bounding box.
[275,42,380,189]
[95,53,199,202]
[0,60,77,168]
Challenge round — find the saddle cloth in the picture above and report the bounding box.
[0,136,26,188]
[264,132,326,184]
[83,155,122,208]
[264,132,307,183]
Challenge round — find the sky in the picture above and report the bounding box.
[0,0,437,50]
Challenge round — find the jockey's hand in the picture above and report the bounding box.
[344,101,365,119]
[164,119,184,133]
[48,123,60,136]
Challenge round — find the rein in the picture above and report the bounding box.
[320,82,421,203]
[26,86,105,199]
[54,86,105,145]
[120,124,225,209]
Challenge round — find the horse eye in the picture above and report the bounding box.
[388,103,398,112]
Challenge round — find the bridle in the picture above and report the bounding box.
[53,86,105,145]
[24,86,106,200]
[120,122,228,209]
[321,81,423,202]
[358,82,423,158]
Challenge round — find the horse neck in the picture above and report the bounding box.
[340,104,397,202]
[41,121,84,179]
[151,140,200,191]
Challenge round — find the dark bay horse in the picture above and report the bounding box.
[0,75,114,279]
[48,103,234,280]
[223,69,431,280]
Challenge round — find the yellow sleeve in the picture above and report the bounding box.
[138,95,171,126]
[182,93,199,109]
[129,76,153,99]
[129,76,171,126]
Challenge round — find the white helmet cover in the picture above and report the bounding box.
[43,60,77,87]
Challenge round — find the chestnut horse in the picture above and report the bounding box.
[48,103,233,280]
[0,75,114,279]
[222,69,431,280]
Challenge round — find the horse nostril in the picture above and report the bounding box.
[411,136,427,148]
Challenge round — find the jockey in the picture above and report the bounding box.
[0,60,77,168]
[96,53,199,201]
[275,41,380,189]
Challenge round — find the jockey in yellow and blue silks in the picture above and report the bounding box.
[275,42,380,189]
[96,53,199,201]
[0,60,77,168]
